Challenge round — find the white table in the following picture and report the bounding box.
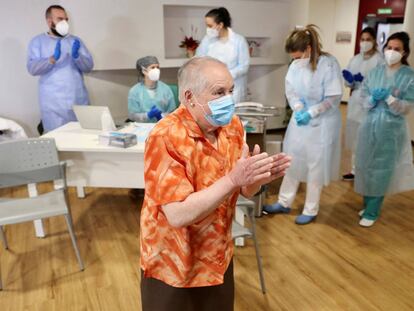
[42,122,149,198]
[31,122,149,238]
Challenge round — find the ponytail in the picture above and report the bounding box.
[206,7,232,28]
[285,24,328,71]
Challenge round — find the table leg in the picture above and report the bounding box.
[235,206,245,246]
[28,183,45,238]
[54,179,64,190]
[76,185,85,198]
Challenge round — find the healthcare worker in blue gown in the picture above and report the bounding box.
[342,27,384,181]
[355,31,414,227]
[27,5,93,133]
[128,56,176,123]
[263,25,343,225]
[196,7,250,104]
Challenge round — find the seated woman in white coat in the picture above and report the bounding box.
[263,25,343,225]
[196,7,250,104]
[342,27,384,181]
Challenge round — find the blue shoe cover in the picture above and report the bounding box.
[295,214,316,225]
[263,203,291,214]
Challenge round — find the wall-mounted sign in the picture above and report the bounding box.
[378,8,393,14]
[336,31,352,43]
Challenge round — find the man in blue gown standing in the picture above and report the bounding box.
[27,5,94,133]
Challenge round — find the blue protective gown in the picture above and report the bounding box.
[355,64,414,196]
[344,51,384,151]
[284,55,343,186]
[27,33,94,132]
[196,28,250,104]
[128,81,176,122]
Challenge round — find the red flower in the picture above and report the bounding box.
[179,36,199,51]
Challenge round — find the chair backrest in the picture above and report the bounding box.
[0,138,62,188]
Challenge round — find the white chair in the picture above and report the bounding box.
[0,138,84,290]
[232,196,266,294]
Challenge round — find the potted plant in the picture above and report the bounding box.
[247,40,261,57]
[179,26,200,58]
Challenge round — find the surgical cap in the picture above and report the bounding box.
[136,56,159,70]
[136,56,159,80]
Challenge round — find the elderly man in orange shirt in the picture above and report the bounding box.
[140,56,291,311]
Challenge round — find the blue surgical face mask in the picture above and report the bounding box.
[200,94,235,126]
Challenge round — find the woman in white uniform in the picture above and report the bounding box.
[263,25,343,225]
[342,27,384,181]
[196,7,250,104]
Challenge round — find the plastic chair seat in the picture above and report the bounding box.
[0,190,67,226]
[0,138,84,290]
[231,220,252,238]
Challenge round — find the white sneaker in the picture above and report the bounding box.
[358,209,365,217]
[359,218,375,227]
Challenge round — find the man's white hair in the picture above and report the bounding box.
[177,56,226,102]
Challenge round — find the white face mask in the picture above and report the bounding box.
[360,41,374,53]
[146,68,160,81]
[292,54,310,68]
[384,49,403,66]
[206,27,219,38]
[55,20,69,37]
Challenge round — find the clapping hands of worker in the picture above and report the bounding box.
[53,40,61,61]
[72,39,81,59]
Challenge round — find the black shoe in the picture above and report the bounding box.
[342,173,354,181]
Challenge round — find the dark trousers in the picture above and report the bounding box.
[37,121,44,135]
[141,260,234,311]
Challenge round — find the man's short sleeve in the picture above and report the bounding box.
[144,134,194,206]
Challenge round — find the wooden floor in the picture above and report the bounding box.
[1,105,414,311]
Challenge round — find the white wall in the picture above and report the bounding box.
[279,0,360,102]
[403,0,414,141]
[308,0,360,101]
[290,0,310,26]
[0,0,297,136]
[0,1,49,136]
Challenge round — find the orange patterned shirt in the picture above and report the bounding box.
[140,105,244,288]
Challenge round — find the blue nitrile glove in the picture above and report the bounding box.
[147,105,163,121]
[295,111,312,126]
[154,110,162,121]
[53,40,61,61]
[371,88,390,102]
[354,72,364,82]
[72,39,81,59]
[294,111,304,124]
[342,69,354,84]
